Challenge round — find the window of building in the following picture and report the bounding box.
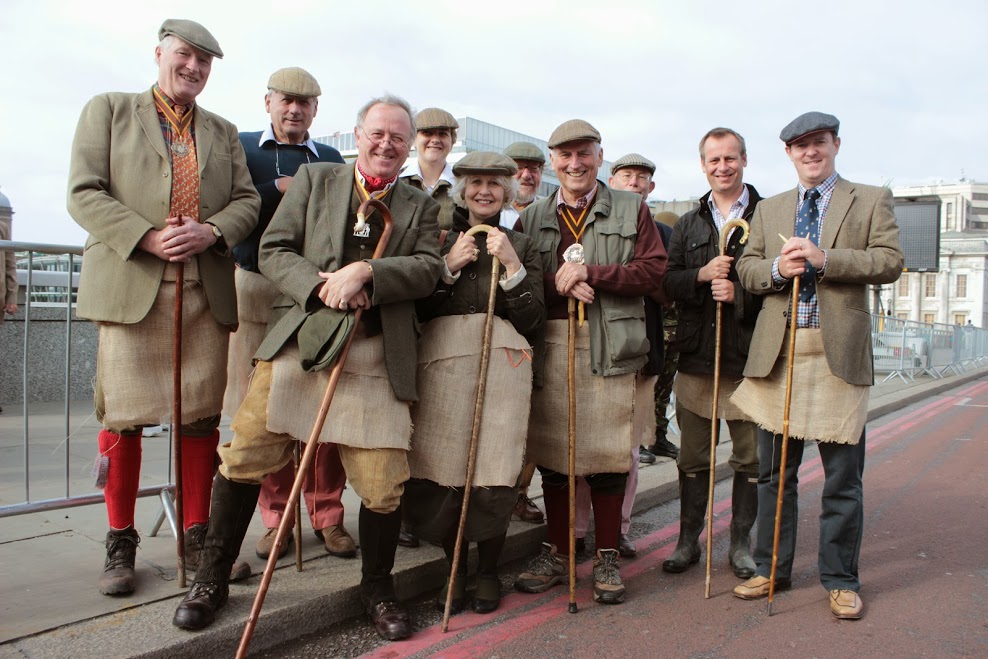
[896,312,909,320]
[956,274,967,298]
[897,274,909,297]
[924,274,936,298]
[945,202,953,231]
[923,313,936,324]
[954,314,967,325]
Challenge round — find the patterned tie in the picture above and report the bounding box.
[795,187,821,302]
[169,105,200,222]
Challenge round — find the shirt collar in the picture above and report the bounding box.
[355,164,399,195]
[706,184,750,217]
[399,158,456,188]
[798,172,839,202]
[152,84,195,114]
[555,184,598,210]
[259,124,321,158]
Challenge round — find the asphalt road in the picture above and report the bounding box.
[263,379,988,658]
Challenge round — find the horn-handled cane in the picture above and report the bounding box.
[294,443,303,571]
[767,271,800,615]
[562,243,585,614]
[236,199,394,658]
[441,224,500,633]
[704,219,749,599]
[173,256,186,588]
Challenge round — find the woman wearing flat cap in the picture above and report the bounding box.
[400,107,459,230]
[404,151,545,614]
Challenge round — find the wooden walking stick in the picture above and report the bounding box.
[173,252,186,588]
[236,199,394,659]
[441,224,500,633]
[704,219,749,599]
[563,243,585,614]
[767,273,800,615]
[294,442,303,572]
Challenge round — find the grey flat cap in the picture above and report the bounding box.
[415,107,459,131]
[158,19,223,59]
[780,111,839,144]
[267,67,321,97]
[503,141,546,164]
[548,119,601,148]
[611,153,655,175]
[453,151,518,176]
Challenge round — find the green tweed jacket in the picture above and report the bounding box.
[67,89,260,326]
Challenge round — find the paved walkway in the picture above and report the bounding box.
[0,366,985,658]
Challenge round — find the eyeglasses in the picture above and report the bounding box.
[275,144,312,178]
[517,164,543,174]
[358,126,409,149]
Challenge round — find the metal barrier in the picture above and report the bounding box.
[0,240,176,536]
[871,312,988,384]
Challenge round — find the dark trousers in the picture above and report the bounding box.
[753,428,866,592]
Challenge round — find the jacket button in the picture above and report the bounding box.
[162,172,168,177]
[468,305,476,313]
[469,272,477,280]
[783,310,788,317]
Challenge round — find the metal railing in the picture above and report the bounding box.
[0,240,175,529]
[871,313,988,384]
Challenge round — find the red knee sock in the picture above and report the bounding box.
[98,429,142,530]
[541,483,570,553]
[590,491,624,552]
[180,430,219,529]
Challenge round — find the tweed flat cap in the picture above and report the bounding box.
[548,119,601,148]
[611,153,655,175]
[503,141,546,164]
[267,67,321,97]
[654,211,680,228]
[158,19,223,59]
[415,107,459,131]
[453,151,518,176]
[780,111,839,144]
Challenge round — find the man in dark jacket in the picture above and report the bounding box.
[661,127,762,578]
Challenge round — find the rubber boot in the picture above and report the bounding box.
[729,472,758,579]
[473,532,506,613]
[662,470,709,573]
[173,475,260,630]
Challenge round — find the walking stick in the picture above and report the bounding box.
[294,442,303,572]
[173,252,186,588]
[563,243,585,615]
[767,273,800,616]
[441,224,500,633]
[704,219,749,599]
[236,199,394,658]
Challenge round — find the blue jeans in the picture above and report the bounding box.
[753,428,866,592]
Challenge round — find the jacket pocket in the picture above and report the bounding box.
[602,303,649,362]
[684,233,713,269]
[669,311,701,354]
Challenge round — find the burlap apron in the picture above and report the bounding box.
[224,268,280,415]
[527,319,654,475]
[266,334,412,449]
[408,314,532,487]
[97,260,228,429]
[674,371,751,421]
[731,329,868,444]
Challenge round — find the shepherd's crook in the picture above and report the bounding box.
[441,224,501,633]
[562,242,584,614]
[236,199,394,658]
[704,219,749,599]
[767,273,800,615]
[172,242,186,588]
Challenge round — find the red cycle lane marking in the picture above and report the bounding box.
[361,389,976,658]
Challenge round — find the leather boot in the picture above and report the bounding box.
[729,472,758,579]
[99,527,140,595]
[359,504,411,641]
[173,475,260,630]
[184,523,251,582]
[662,470,709,573]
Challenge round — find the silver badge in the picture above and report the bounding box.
[563,243,585,265]
[353,223,371,238]
[171,141,190,157]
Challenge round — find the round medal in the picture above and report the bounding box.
[171,141,190,157]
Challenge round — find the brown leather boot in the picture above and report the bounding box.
[99,527,140,595]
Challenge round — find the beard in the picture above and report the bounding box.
[515,188,536,206]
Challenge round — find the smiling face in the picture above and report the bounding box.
[464,174,506,223]
[155,37,212,106]
[414,128,453,167]
[266,92,317,145]
[701,134,747,199]
[513,159,543,205]
[786,131,841,188]
[550,140,603,201]
[355,102,413,180]
[609,166,655,201]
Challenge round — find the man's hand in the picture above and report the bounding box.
[710,278,735,304]
[140,216,217,262]
[778,237,825,279]
[445,232,477,274]
[697,255,733,283]
[4,303,17,316]
[316,261,374,310]
[275,176,294,194]
[555,261,589,296]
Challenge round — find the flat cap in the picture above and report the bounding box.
[503,141,546,164]
[453,151,518,177]
[780,111,839,144]
[548,119,601,149]
[654,211,680,228]
[267,67,321,97]
[415,107,459,131]
[611,153,655,175]
[158,19,223,59]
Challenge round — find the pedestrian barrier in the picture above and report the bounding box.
[871,313,988,384]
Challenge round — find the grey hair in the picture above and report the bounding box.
[699,127,747,160]
[355,94,415,133]
[452,174,520,211]
[155,35,176,63]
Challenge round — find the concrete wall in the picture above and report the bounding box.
[0,306,96,404]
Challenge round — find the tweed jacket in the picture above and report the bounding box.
[737,177,903,386]
[256,163,443,401]
[67,89,260,326]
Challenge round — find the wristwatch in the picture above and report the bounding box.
[208,223,223,240]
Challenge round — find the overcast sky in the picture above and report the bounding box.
[1,0,985,245]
